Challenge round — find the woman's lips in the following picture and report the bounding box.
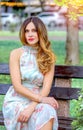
[28,38,34,41]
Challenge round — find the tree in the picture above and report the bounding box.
[54,0,83,64]
[65,6,79,64]
[39,0,46,12]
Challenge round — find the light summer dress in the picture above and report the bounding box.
[3,45,58,130]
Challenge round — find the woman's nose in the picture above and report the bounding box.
[28,31,33,36]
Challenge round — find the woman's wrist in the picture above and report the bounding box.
[30,102,37,111]
[39,95,43,103]
[38,95,46,103]
[36,94,45,103]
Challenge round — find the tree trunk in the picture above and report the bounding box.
[39,0,45,12]
[65,9,79,65]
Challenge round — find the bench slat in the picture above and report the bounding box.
[0,84,10,95]
[0,111,4,125]
[0,84,81,100]
[1,63,83,78]
[55,65,83,78]
[0,63,9,75]
[58,116,76,130]
[49,87,80,100]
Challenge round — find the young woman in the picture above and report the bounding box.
[3,16,59,130]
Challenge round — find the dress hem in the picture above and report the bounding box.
[37,115,58,130]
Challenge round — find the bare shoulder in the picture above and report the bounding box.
[10,47,23,60]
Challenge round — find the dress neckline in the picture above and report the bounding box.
[23,45,37,54]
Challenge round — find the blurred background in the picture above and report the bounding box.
[0,0,83,31]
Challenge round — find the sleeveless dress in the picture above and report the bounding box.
[3,45,58,130]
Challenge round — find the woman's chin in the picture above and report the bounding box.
[28,42,38,47]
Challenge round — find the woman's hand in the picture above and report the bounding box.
[17,104,34,123]
[41,97,59,109]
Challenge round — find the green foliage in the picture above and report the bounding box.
[54,0,83,7]
[0,40,21,63]
[54,0,67,6]
[72,89,83,130]
[54,0,83,20]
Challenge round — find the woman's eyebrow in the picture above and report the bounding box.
[25,29,29,31]
[25,28,37,31]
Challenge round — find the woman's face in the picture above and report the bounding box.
[25,22,39,46]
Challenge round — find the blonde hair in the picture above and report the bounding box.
[19,16,56,74]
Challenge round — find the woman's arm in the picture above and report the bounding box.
[9,49,42,102]
[40,63,55,96]
[30,63,58,109]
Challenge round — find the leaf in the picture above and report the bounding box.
[54,0,67,6]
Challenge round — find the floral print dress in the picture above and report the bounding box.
[3,45,58,130]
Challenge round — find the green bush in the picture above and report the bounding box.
[72,89,83,130]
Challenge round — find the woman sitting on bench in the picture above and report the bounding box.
[3,16,58,130]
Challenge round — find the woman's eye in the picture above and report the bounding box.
[25,30,29,33]
[25,29,37,33]
[32,29,37,32]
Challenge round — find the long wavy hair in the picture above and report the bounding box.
[19,16,56,74]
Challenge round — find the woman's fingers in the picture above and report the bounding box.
[42,97,59,109]
[52,98,59,109]
[52,101,59,109]
[17,105,34,123]
[17,112,29,122]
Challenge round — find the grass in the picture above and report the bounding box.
[0,31,18,36]
[49,30,83,37]
[0,40,83,65]
[0,30,83,37]
[0,39,83,129]
[0,40,66,64]
[0,41,21,63]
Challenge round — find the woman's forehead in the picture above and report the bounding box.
[25,22,36,29]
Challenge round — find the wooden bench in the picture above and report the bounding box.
[0,63,82,130]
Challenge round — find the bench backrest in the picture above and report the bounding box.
[0,63,82,117]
